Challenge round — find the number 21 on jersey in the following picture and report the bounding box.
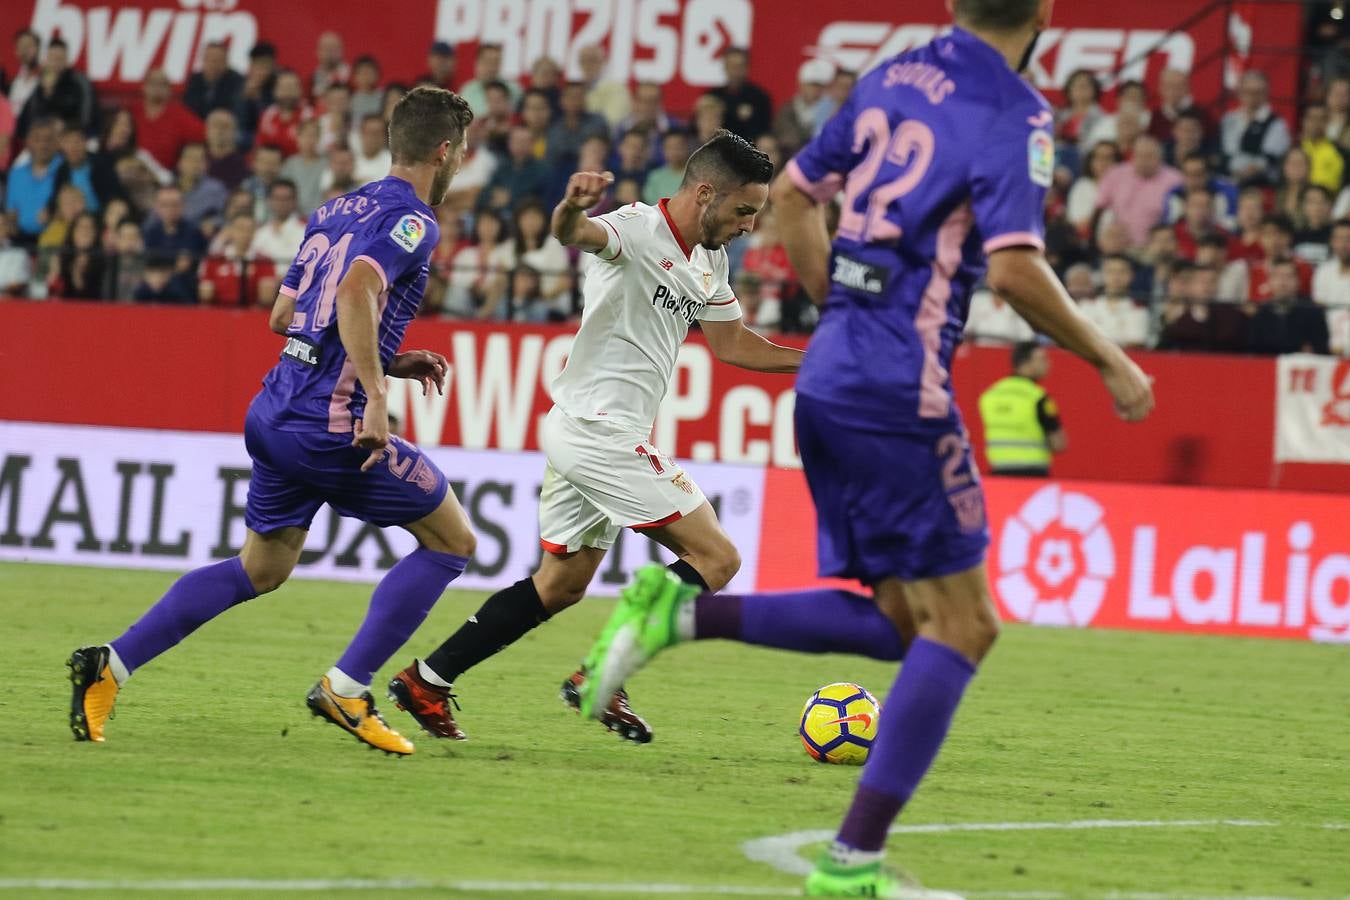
[837,108,936,244]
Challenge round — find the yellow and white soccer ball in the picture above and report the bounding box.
[799,682,881,765]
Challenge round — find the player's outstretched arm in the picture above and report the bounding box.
[335,258,391,470]
[986,248,1154,422]
[702,318,803,374]
[268,291,296,334]
[551,171,615,253]
[769,172,831,304]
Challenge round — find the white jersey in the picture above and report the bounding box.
[550,200,743,430]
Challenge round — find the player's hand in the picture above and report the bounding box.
[389,349,449,397]
[564,171,614,210]
[352,396,390,472]
[1100,353,1155,423]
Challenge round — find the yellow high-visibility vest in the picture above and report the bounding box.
[978,375,1051,469]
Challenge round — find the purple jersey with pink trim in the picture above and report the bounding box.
[255,176,438,433]
[789,27,1051,431]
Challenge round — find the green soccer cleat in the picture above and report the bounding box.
[805,853,964,899]
[577,564,698,721]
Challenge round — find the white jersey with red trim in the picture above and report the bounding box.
[550,199,743,431]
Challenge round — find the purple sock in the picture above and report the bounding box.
[334,548,467,685]
[694,590,905,661]
[110,557,258,674]
[837,637,976,851]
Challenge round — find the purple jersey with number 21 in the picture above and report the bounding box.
[788,27,1051,432]
[255,175,439,434]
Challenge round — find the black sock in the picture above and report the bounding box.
[423,578,550,684]
[667,559,709,591]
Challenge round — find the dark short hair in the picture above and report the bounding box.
[1065,69,1100,101]
[1302,184,1333,203]
[953,0,1040,31]
[1261,213,1295,236]
[1176,110,1206,126]
[1011,340,1042,370]
[354,54,380,70]
[48,36,67,51]
[254,144,283,157]
[681,129,774,190]
[1333,218,1350,233]
[249,42,276,60]
[1270,258,1299,272]
[1197,234,1229,250]
[1184,186,1214,201]
[388,85,474,166]
[483,79,510,96]
[476,43,502,59]
[1181,152,1209,168]
[269,178,297,197]
[1102,253,1133,267]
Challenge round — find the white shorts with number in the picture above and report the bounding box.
[537,405,707,553]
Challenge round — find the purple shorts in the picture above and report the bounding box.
[795,392,989,584]
[243,399,448,534]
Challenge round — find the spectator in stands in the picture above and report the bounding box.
[611,129,650,186]
[318,143,357,199]
[282,118,326,216]
[350,55,385,123]
[1300,104,1343,195]
[740,208,795,328]
[1328,77,1350,143]
[441,118,496,214]
[1165,152,1237,227]
[547,82,608,171]
[1227,214,1312,303]
[204,109,248,189]
[1314,218,1350,308]
[966,286,1035,344]
[1137,222,1180,300]
[352,113,391,186]
[1055,69,1103,150]
[1173,189,1229,261]
[1247,259,1330,354]
[207,189,254,255]
[131,68,205,173]
[132,253,193,304]
[502,199,570,309]
[8,30,41,123]
[1168,111,1212,169]
[16,38,94,139]
[775,59,832,155]
[530,57,564,113]
[483,126,550,211]
[706,47,772,142]
[1195,233,1231,275]
[233,44,277,148]
[256,70,312,158]
[98,197,129,251]
[53,123,98,212]
[48,210,104,300]
[1084,80,1149,149]
[644,129,690,205]
[1094,134,1183,248]
[174,142,227,229]
[114,156,160,221]
[5,116,60,244]
[38,182,87,250]
[1225,186,1267,265]
[1080,254,1150,347]
[693,94,726,145]
[520,88,554,160]
[199,211,276,307]
[1066,141,1119,236]
[446,209,509,317]
[817,70,858,133]
[503,264,554,322]
[310,32,349,98]
[1148,69,1203,147]
[1294,185,1335,264]
[480,80,514,156]
[0,92,13,171]
[380,84,407,122]
[0,214,32,297]
[460,44,521,117]
[315,82,351,154]
[110,218,145,300]
[579,44,631,129]
[248,178,305,265]
[240,144,283,221]
[620,82,676,140]
[424,212,468,314]
[613,177,642,207]
[143,183,206,262]
[1063,262,1096,302]
[1157,263,1205,351]
[184,42,244,121]
[415,42,455,92]
[1222,71,1291,185]
[756,133,784,177]
[1274,146,1313,226]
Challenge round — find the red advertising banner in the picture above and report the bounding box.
[756,473,1350,644]
[5,0,1302,117]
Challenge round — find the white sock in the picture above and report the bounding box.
[325,666,368,698]
[828,841,884,869]
[417,659,452,688]
[676,598,696,642]
[105,645,130,685]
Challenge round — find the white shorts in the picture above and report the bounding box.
[537,406,707,553]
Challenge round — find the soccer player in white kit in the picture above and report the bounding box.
[389,131,803,742]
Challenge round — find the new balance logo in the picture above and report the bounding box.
[659,258,674,271]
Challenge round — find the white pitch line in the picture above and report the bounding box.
[741,819,1280,877]
[0,879,796,896]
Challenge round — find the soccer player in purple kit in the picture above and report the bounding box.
[67,86,477,757]
[578,1,1155,896]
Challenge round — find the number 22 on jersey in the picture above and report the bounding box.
[836,108,936,244]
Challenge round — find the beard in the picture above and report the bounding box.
[429,161,454,207]
[698,202,724,250]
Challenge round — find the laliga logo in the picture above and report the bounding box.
[996,484,1115,627]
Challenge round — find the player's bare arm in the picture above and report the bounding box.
[268,291,296,334]
[388,350,449,397]
[701,318,803,374]
[986,248,1154,422]
[335,258,390,470]
[551,170,615,253]
[769,172,832,303]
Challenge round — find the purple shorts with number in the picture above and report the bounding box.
[795,393,989,584]
[243,397,448,534]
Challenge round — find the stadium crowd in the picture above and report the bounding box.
[1,28,1348,355]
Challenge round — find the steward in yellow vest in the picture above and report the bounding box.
[978,342,1066,476]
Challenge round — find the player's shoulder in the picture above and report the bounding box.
[600,201,660,227]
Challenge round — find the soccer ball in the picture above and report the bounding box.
[799,682,880,765]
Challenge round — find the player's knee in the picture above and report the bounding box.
[700,544,741,592]
[245,566,288,595]
[422,527,476,559]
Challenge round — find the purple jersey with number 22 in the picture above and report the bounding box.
[788,27,1051,433]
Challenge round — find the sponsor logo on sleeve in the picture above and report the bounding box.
[389,214,427,253]
[1028,129,1054,188]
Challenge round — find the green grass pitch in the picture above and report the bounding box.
[0,562,1347,899]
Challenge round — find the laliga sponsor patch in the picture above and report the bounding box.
[389,214,426,253]
[1028,129,1054,188]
